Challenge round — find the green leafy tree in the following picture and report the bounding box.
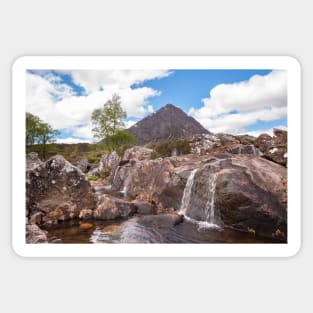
[91,94,127,139]
[91,94,135,151]
[26,112,59,159]
[36,122,59,159]
[26,112,41,146]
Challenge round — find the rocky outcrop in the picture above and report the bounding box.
[123,146,153,161]
[87,151,120,180]
[26,152,43,171]
[188,134,221,155]
[76,158,90,173]
[94,194,136,220]
[255,129,287,166]
[26,223,48,243]
[184,155,287,240]
[27,155,97,224]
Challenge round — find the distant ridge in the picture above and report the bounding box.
[128,104,211,145]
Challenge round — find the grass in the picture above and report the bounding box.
[26,142,109,164]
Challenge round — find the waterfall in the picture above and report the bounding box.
[250,145,257,155]
[238,145,242,154]
[112,166,120,188]
[204,173,217,224]
[179,169,198,214]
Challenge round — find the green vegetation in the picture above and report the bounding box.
[149,138,191,159]
[26,112,59,159]
[91,94,136,152]
[86,174,98,181]
[26,142,107,163]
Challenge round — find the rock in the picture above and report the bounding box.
[26,224,48,243]
[79,223,93,230]
[26,152,43,171]
[184,155,287,240]
[123,146,153,161]
[26,155,97,224]
[132,199,156,215]
[188,134,221,155]
[94,194,136,220]
[29,212,44,224]
[98,151,120,180]
[140,213,184,228]
[255,129,288,166]
[255,133,273,153]
[79,209,94,219]
[76,158,90,173]
[236,134,257,145]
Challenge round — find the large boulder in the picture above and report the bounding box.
[26,155,97,224]
[184,155,287,240]
[94,194,136,220]
[188,133,221,155]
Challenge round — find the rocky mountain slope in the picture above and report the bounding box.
[128,103,210,145]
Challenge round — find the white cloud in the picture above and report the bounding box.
[55,137,94,144]
[65,70,171,93]
[189,70,287,134]
[26,70,170,138]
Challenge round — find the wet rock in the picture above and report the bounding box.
[26,223,48,243]
[26,155,97,224]
[123,146,153,161]
[94,194,136,220]
[132,199,156,215]
[140,213,184,228]
[185,155,287,240]
[79,223,93,230]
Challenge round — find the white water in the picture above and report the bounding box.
[204,173,218,224]
[179,169,198,215]
[112,166,120,187]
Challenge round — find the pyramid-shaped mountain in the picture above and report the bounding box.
[128,104,210,145]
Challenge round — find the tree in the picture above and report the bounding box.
[36,122,59,159]
[26,112,59,159]
[26,112,41,146]
[91,94,135,151]
[91,94,126,139]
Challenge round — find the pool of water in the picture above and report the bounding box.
[42,215,283,244]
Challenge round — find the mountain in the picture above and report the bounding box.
[128,103,210,145]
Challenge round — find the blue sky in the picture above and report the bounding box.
[26,69,287,143]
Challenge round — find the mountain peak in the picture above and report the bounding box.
[128,103,210,145]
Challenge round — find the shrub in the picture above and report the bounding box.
[149,138,190,159]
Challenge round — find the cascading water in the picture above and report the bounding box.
[204,173,217,224]
[179,169,198,215]
[112,166,120,188]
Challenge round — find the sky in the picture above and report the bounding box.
[26,69,287,143]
